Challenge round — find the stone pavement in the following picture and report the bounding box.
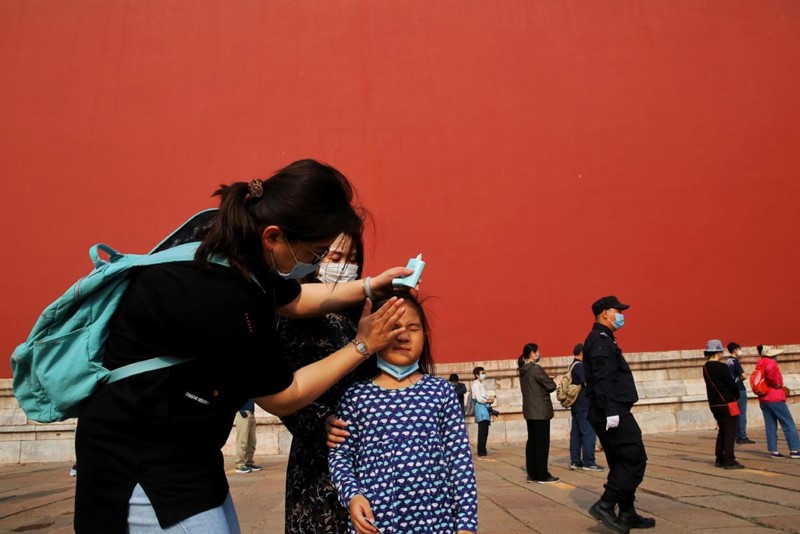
[2,429,800,533]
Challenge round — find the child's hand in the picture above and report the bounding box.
[354,297,407,355]
[325,415,350,448]
[348,494,379,533]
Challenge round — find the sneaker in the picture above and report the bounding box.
[245,463,263,472]
[769,451,784,459]
[714,460,724,468]
[69,465,77,477]
[790,451,800,459]
[526,476,535,483]
[235,465,252,474]
[582,464,605,472]
[537,475,560,484]
[724,462,745,470]
[569,463,583,470]
[736,437,756,444]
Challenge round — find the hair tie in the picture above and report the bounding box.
[245,179,264,202]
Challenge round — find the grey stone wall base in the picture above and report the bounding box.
[3,344,798,464]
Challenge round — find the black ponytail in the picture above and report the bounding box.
[196,159,364,278]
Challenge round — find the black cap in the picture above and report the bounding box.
[591,295,630,316]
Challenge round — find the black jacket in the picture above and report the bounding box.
[703,360,740,407]
[583,322,639,417]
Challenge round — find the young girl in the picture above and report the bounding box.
[328,292,478,534]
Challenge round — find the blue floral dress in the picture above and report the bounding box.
[329,375,478,533]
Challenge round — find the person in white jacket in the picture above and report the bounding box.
[471,366,495,460]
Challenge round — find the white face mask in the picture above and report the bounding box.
[479,373,487,380]
[317,262,359,283]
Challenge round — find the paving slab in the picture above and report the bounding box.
[679,494,793,518]
[2,429,800,533]
[755,514,800,533]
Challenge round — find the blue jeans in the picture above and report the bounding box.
[759,401,800,453]
[736,390,748,439]
[570,406,596,466]
[128,484,241,533]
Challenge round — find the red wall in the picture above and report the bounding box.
[2,1,799,377]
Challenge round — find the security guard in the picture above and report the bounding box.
[583,296,655,533]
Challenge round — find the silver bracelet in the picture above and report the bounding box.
[363,276,375,300]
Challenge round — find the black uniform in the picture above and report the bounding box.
[583,322,647,508]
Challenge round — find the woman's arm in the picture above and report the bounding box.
[534,365,557,393]
[256,298,405,416]
[471,381,488,404]
[764,362,784,389]
[278,267,411,318]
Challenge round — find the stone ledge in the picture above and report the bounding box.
[2,344,798,464]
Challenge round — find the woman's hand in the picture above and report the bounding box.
[354,297,406,355]
[325,415,350,448]
[367,266,414,299]
[348,495,379,534]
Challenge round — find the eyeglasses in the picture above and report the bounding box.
[292,241,329,265]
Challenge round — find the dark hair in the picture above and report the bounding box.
[518,343,538,367]
[727,342,740,354]
[518,343,539,368]
[449,373,459,382]
[372,291,434,375]
[703,350,720,359]
[472,366,484,378]
[196,159,364,278]
[757,344,764,355]
[573,343,584,356]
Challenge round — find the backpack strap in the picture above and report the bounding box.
[567,360,579,381]
[107,356,194,384]
[93,241,263,384]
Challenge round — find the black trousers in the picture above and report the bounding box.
[589,407,647,507]
[710,405,738,465]
[525,419,551,480]
[477,420,490,456]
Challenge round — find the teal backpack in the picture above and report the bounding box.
[11,210,227,423]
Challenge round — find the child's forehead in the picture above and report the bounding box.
[398,302,422,324]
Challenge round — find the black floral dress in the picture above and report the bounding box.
[278,311,376,534]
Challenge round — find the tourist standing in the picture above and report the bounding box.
[702,340,743,469]
[519,343,559,483]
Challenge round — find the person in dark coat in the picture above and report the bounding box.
[702,339,743,469]
[518,343,559,483]
[449,374,468,415]
[583,296,655,533]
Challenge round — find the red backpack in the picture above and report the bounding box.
[750,365,769,396]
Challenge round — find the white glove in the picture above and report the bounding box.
[606,415,620,431]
